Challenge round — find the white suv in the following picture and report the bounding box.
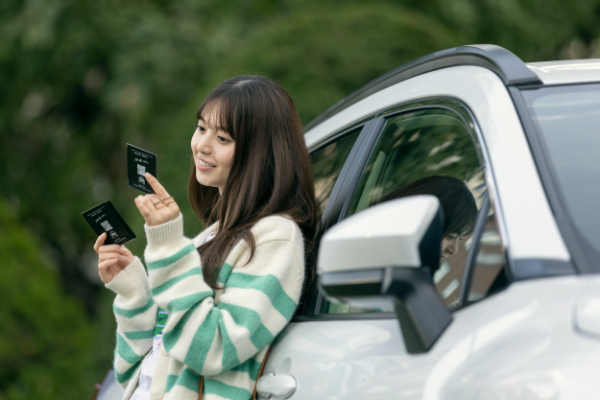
[98,44,600,400]
[257,44,600,400]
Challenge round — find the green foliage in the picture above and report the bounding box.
[0,200,98,400]
[197,3,463,124]
[2,0,600,397]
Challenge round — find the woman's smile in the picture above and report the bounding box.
[196,156,216,170]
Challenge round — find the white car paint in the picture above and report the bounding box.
[527,59,600,85]
[262,276,600,400]
[317,196,440,273]
[441,276,600,399]
[264,57,600,400]
[305,65,569,263]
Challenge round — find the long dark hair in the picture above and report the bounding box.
[381,175,478,236]
[188,75,320,289]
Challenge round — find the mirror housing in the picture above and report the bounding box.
[318,195,452,354]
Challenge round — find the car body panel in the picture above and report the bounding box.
[442,275,600,400]
[264,276,600,400]
[527,59,600,85]
[305,66,569,263]
[262,296,495,400]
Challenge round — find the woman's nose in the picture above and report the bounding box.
[196,133,212,154]
[447,240,458,255]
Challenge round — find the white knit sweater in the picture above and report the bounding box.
[106,214,305,400]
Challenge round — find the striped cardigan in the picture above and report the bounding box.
[105,214,305,400]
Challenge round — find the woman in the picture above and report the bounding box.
[94,76,320,400]
[380,175,478,263]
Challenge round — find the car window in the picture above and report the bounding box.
[522,84,600,263]
[320,107,507,314]
[310,128,361,212]
[465,209,508,304]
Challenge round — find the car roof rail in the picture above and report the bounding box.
[304,44,542,132]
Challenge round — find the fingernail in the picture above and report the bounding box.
[112,259,118,263]
[120,256,127,261]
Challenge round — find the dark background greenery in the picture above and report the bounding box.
[2,0,600,398]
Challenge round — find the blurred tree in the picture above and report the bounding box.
[0,199,97,400]
[197,2,462,124]
[2,0,600,396]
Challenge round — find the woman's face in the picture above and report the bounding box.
[440,233,464,259]
[191,107,235,194]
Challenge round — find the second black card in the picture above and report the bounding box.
[127,144,157,193]
[81,200,137,245]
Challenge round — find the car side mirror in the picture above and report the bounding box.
[317,195,452,354]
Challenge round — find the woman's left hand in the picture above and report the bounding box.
[134,173,181,226]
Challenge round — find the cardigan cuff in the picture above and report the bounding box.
[144,213,188,252]
[105,257,150,300]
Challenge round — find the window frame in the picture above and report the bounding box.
[296,97,511,321]
[510,84,595,275]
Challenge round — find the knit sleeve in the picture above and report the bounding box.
[105,257,158,387]
[144,215,305,376]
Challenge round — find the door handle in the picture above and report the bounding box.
[256,372,297,399]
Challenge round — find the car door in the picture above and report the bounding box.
[258,99,511,400]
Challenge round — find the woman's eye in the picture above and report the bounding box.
[197,125,206,132]
[217,136,230,143]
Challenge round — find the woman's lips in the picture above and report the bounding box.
[197,156,216,170]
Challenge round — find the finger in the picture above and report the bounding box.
[145,173,170,198]
[135,195,153,220]
[98,258,118,271]
[98,259,119,283]
[120,245,133,257]
[139,195,158,212]
[99,252,123,262]
[98,244,124,254]
[145,193,160,206]
[145,193,166,210]
[94,233,107,254]
[162,197,177,208]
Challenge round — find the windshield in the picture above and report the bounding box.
[522,84,600,256]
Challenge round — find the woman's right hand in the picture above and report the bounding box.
[94,233,136,284]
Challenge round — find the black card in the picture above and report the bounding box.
[81,200,137,245]
[127,144,157,194]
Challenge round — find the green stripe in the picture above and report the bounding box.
[179,368,202,392]
[116,332,142,365]
[166,374,178,392]
[113,297,155,318]
[217,262,233,284]
[219,314,240,370]
[162,302,202,354]
[124,329,155,340]
[114,363,141,384]
[166,369,201,393]
[218,302,274,350]
[227,272,297,319]
[147,244,196,270]
[184,308,220,372]
[151,267,202,296]
[231,357,262,380]
[204,378,252,399]
[167,291,213,313]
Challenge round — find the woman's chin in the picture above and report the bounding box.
[195,176,220,190]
